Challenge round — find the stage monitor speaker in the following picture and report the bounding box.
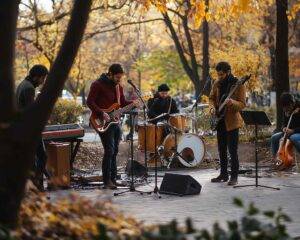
[125,160,147,176]
[159,173,201,196]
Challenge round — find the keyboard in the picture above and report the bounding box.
[42,123,84,141]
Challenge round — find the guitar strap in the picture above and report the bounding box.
[116,84,121,105]
[167,97,172,114]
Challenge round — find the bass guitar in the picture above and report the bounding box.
[276,107,300,169]
[210,75,251,131]
[90,93,152,133]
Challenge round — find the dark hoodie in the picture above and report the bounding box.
[283,101,300,133]
[16,77,36,110]
[148,95,179,122]
[87,73,131,118]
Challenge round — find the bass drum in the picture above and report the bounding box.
[162,133,205,167]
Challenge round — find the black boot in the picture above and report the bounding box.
[228,176,238,186]
[211,174,229,183]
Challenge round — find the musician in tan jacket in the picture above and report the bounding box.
[209,62,246,186]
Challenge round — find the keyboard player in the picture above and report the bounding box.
[16,65,49,191]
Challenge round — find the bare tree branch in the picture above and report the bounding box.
[18,34,53,64]
[17,1,128,32]
[83,18,163,41]
[20,0,92,138]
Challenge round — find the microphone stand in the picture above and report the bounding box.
[114,110,152,197]
[147,113,170,199]
[128,80,149,173]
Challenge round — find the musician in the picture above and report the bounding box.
[87,64,138,189]
[209,62,246,186]
[271,93,300,159]
[148,84,179,122]
[16,64,49,191]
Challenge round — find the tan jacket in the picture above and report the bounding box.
[209,80,246,131]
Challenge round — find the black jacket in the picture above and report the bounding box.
[16,78,35,110]
[283,101,300,133]
[148,96,179,122]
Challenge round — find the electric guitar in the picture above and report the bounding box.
[210,75,251,131]
[276,107,300,169]
[90,93,152,133]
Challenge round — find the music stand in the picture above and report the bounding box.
[234,111,280,190]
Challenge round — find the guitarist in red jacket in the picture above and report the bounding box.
[87,64,136,189]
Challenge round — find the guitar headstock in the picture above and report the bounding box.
[237,74,251,85]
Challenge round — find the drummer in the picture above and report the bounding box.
[148,83,179,124]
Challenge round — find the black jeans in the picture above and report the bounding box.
[34,139,48,186]
[99,125,121,184]
[217,121,239,178]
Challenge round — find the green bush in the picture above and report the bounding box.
[49,98,84,125]
[1,197,297,240]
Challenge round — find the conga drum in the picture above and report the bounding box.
[168,114,189,131]
[137,122,164,152]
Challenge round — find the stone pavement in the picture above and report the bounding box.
[53,169,300,237]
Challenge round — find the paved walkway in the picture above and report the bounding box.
[53,169,300,237]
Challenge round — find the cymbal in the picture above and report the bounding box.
[182,103,209,111]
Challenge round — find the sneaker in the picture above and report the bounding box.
[211,174,229,183]
[228,177,238,186]
[111,180,126,187]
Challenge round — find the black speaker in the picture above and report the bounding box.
[159,173,201,196]
[125,160,147,176]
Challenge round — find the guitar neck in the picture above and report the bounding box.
[218,84,239,112]
[283,110,297,140]
[114,102,135,116]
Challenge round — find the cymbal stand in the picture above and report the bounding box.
[114,110,151,197]
[128,81,149,173]
[151,121,161,198]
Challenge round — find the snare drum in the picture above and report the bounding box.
[137,122,164,152]
[168,114,189,131]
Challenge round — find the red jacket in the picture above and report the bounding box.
[87,74,131,118]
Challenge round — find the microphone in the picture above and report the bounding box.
[127,79,138,91]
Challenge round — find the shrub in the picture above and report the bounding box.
[49,98,84,125]
[2,195,295,240]
[141,198,294,240]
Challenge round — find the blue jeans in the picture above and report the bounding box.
[271,132,300,156]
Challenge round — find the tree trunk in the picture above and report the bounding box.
[275,0,289,130]
[202,0,210,96]
[269,45,276,90]
[138,69,142,90]
[194,82,202,99]
[0,134,36,228]
[80,87,86,106]
[0,0,92,228]
[162,13,201,97]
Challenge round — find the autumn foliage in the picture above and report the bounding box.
[14,191,142,239]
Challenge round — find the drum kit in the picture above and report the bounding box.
[136,104,209,168]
